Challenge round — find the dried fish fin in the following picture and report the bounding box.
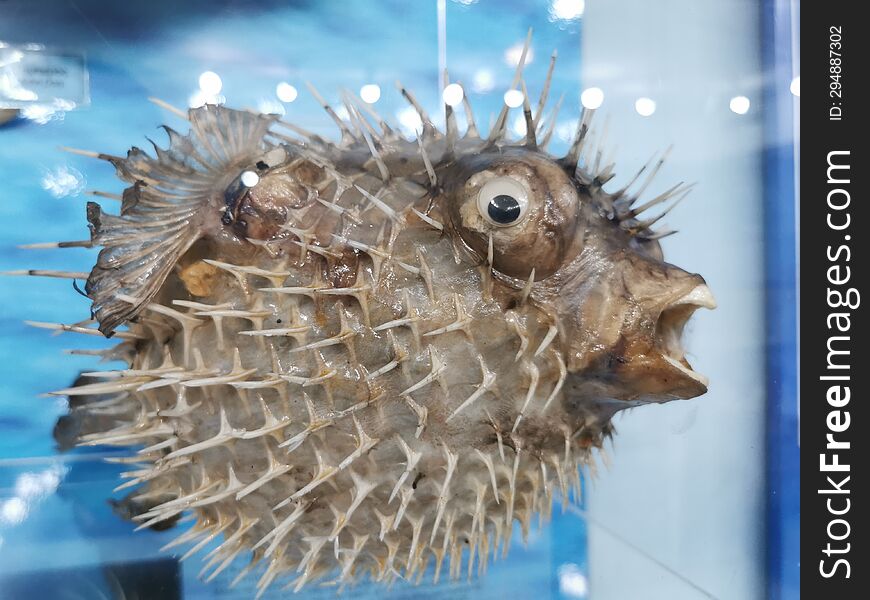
[86,202,201,335]
[87,105,280,335]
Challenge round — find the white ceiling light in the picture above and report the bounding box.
[580,87,604,109]
[360,84,381,104]
[276,82,298,103]
[504,89,524,108]
[550,0,585,20]
[442,83,465,107]
[635,97,656,117]
[198,71,222,96]
[729,95,751,115]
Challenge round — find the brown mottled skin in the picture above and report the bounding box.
[34,66,713,592]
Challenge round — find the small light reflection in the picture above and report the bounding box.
[15,468,63,498]
[504,41,534,67]
[240,170,260,187]
[334,104,350,121]
[41,165,85,198]
[442,83,465,107]
[790,76,800,97]
[188,91,205,108]
[276,82,298,103]
[0,465,66,527]
[189,71,225,108]
[360,84,381,104]
[1,498,27,525]
[729,95,751,115]
[504,89,524,108]
[20,99,76,124]
[511,113,527,137]
[472,69,495,94]
[397,105,423,138]
[189,90,225,109]
[635,97,656,117]
[580,87,604,109]
[21,104,54,121]
[558,563,589,598]
[0,48,24,64]
[550,0,585,21]
[1,54,37,102]
[257,99,285,116]
[198,71,223,96]
[556,118,579,143]
[0,80,37,102]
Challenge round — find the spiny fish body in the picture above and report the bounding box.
[20,38,714,594]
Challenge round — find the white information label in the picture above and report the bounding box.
[0,44,89,108]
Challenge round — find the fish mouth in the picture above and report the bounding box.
[655,284,716,388]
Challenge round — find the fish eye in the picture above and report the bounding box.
[477,177,529,227]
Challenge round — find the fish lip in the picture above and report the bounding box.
[662,354,709,388]
[655,283,716,385]
[672,283,717,310]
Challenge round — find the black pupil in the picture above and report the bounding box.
[487,194,521,224]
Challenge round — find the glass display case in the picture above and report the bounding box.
[0,1,799,598]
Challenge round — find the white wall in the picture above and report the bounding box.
[581,1,766,599]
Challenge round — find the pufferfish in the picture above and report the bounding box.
[18,38,714,594]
